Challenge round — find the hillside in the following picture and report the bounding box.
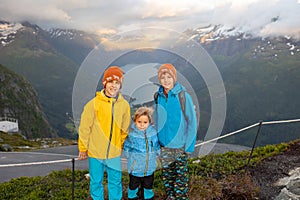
[0,64,55,138]
[0,21,98,138]
[0,21,299,144]
[184,26,300,146]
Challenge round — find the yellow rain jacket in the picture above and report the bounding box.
[78,90,131,159]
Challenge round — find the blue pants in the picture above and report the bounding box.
[89,157,122,200]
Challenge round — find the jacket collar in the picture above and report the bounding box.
[158,82,185,96]
[96,89,123,102]
[130,123,156,138]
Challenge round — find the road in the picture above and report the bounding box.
[0,145,88,183]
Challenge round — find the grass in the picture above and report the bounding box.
[0,131,76,151]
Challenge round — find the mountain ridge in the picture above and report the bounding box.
[0,20,299,143]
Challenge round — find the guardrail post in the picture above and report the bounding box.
[246,120,263,173]
[72,158,75,200]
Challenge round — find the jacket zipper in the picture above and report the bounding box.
[144,130,149,176]
[164,95,168,145]
[106,100,115,159]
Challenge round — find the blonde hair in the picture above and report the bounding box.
[133,107,153,124]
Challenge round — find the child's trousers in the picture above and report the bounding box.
[89,157,122,200]
[128,173,154,200]
[161,147,189,200]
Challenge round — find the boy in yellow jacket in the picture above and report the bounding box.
[78,66,131,200]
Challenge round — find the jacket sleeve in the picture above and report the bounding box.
[184,93,197,153]
[78,100,94,152]
[123,136,132,158]
[121,104,131,146]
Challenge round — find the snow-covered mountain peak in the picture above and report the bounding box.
[0,21,23,46]
[185,24,254,44]
[184,24,299,59]
[47,28,83,40]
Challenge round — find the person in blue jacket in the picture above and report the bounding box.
[123,106,160,200]
[155,63,197,200]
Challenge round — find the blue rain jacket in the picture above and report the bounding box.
[123,124,160,177]
[155,82,197,153]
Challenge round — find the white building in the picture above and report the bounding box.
[0,117,19,132]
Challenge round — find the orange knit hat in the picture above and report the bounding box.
[102,66,124,87]
[158,63,177,82]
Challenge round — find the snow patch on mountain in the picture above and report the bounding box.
[185,24,299,58]
[186,24,254,43]
[0,21,23,46]
[47,28,83,40]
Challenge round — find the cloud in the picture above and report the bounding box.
[210,0,300,37]
[0,0,299,37]
[0,0,73,27]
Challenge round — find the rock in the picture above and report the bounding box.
[275,168,300,186]
[287,178,300,195]
[0,144,13,151]
[275,167,300,200]
[275,188,299,200]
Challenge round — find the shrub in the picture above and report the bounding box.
[221,174,260,199]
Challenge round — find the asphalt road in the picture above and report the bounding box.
[0,145,88,183]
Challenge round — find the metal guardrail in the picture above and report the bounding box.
[195,118,300,147]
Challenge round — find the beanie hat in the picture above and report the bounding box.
[158,63,177,82]
[102,66,124,87]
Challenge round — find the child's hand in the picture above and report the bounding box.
[78,151,88,160]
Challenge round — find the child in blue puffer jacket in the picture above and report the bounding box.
[155,63,197,200]
[123,107,160,200]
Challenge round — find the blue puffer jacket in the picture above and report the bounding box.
[155,82,197,153]
[123,124,160,177]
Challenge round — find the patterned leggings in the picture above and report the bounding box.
[161,147,189,200]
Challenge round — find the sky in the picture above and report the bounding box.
[0,0,300,38]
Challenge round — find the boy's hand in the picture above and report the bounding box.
[78,151,88,160]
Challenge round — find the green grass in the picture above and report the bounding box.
[0,131,76,151]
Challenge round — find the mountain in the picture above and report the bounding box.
[183,25,300,146]
[184,24,299,60]
[0,21,299,145]
[105,25,300,146]
[0,64,55,138]
[47,28,100,65]
[0,21,99,138]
